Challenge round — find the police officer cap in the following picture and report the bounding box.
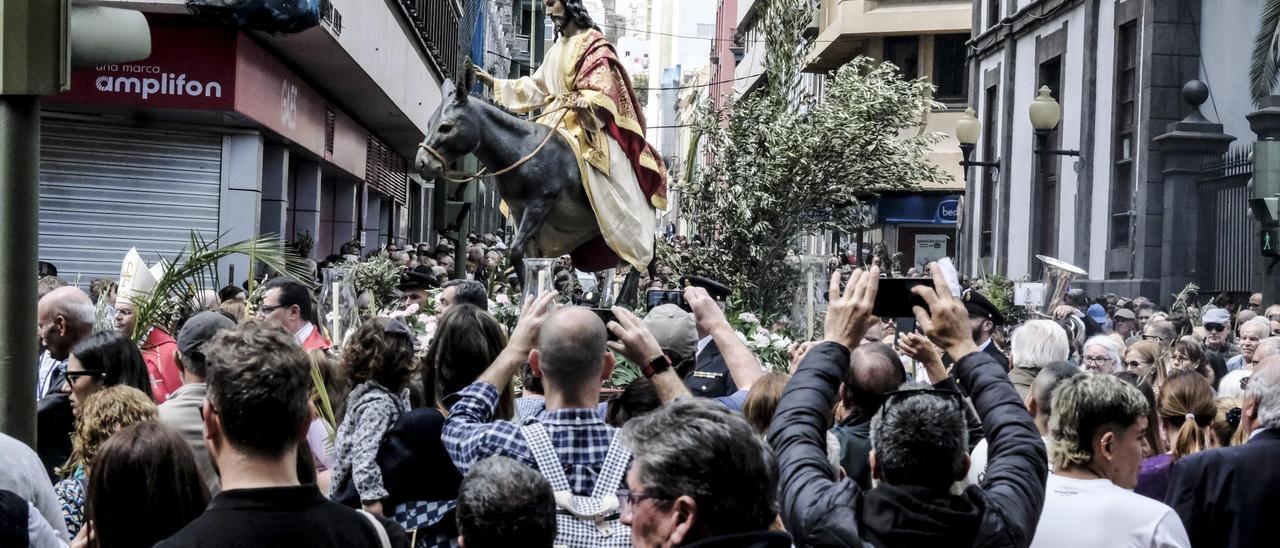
[963,289,1005,325]
[398,269,436,292]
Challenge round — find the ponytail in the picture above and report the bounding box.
[1170,412,1209,461]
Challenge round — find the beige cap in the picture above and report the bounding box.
[643,304,698,361]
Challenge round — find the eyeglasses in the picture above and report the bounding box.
[1204,323,1227,332]
[1082,356,1113,364]
[879,388,965,415]
[617,489,668,515]
[1124,360,1151,369]
[64,370,102,382]
[256,303,286,316]
[1142,334,1164,342]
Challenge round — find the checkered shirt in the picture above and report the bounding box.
[443,381,621,496]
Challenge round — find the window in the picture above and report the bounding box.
[883,36,919,79]
[932,34,969,104]
[986,0,1001,29]
[1110,21,1138,250]
[518,5,532,36]
[980,85,998,258]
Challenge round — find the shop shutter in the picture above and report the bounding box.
[39,119,223,285]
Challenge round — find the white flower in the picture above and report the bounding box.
[736,331,749,344]
[771,337,791,350]
[739,312,760,324]
[496,293,512,306]
[751,333,770,348]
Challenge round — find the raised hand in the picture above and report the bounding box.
[684,286,731,339]
[823,266,880,350]
[910,264,979,359]
[606,307,666,366]
[474,66,495,87]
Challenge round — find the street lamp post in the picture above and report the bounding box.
[1029,86,1080,158]
[954,108,999,276]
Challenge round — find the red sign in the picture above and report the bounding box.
[49,23,237,110]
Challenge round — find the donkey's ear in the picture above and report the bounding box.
[460,56,475,93]
[453,77,469,103]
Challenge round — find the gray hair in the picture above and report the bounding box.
[1012,320,1070,370]
[1247,363,1280,430]
[1082,335,1124,371]
[625,399,777,536]
[1255,337,1280,363]
[1241,318,1273,339]
[869,381,968,489]
[456,456,556,548]
[1048,374,1150,470]
[63,300,97,329]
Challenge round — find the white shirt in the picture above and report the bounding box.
[294,323,315,347]
[965,436,1052,486]
[695,335,713,357]
[36,350,65,400]
[1029,475,1191,548]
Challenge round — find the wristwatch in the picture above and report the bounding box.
[641,354,672,378]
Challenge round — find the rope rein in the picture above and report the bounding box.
[418,106,571,184]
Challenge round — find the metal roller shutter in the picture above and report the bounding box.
[39,119,223,284]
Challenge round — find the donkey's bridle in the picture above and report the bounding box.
[419,106,570,184]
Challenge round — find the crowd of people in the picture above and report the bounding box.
[5,242,1280,548]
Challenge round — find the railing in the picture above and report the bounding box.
[397,0,461,79]
[1196,147,1255,293]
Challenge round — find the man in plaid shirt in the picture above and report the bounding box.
[444,292,692,497]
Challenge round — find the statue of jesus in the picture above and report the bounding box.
[474,0,666,272]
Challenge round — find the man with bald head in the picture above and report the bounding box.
[830,343,907,489]
[35,286,95,478]
[445,293,679,498]
[35,286,95,399]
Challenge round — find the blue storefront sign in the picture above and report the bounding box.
[876,194,962,225]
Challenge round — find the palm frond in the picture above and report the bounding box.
[1251,0,1280,105]
[129,231,315,341]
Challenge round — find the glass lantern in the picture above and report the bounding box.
[793,255,830,341]
[318,266,360,350]
[520,258,558,309]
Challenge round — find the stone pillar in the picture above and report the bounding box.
[362,187,382,253]
[259,144,289,238]
[1153,81,1234,306]
[1249,95,1280,304]
[218,134,264,287]
[293,161,322,259]
[331,179,358,253]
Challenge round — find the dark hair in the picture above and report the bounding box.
[1115,371,1166,455]
[1032,361,1081,418]
[423,304,513,419]
[261,277,315,325]
[71,331,154,400]
[520,361,544,396]
[87,421,208,548]
[204,320,312,458]
[622,399,778,537]
[218,284,247,303]
[841,343,906,421]
[340,317,418,392]
[870,382,968,489]
[442,279,488,308]
[605,378,660,427]
[457,456,556,547]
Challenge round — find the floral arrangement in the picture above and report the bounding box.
[349,255,406,314]
[730,311,795,373]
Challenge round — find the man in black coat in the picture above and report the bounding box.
[1165,357,1280,548]
[768,266,1047,548]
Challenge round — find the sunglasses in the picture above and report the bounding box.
[1124,360,1150,369]
[1204,323,1227,332]
[1142,334,1164,342]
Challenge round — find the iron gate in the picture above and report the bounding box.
[1196,148,1255,293]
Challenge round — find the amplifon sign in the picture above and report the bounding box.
[50,23,237,110]
[94,67,224,100]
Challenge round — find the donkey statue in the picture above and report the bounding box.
[414,67,644,304]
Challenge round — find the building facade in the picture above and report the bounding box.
[960,0,1261,302]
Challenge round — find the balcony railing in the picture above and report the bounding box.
[397,0,461,79]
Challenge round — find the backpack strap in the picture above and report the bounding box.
[520,423,573,492]
[590,430,631,500]
[357,509,392,548]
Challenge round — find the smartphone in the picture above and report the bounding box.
[872,277,932,319]
[590,308,620,341]
[646,289,688,311]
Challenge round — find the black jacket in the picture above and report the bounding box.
[1165,428,1280,548]
[682,531,791,548]
[767,342,1046,548]
[685,339,738,398]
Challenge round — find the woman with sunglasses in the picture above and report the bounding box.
[63,330,154,408]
